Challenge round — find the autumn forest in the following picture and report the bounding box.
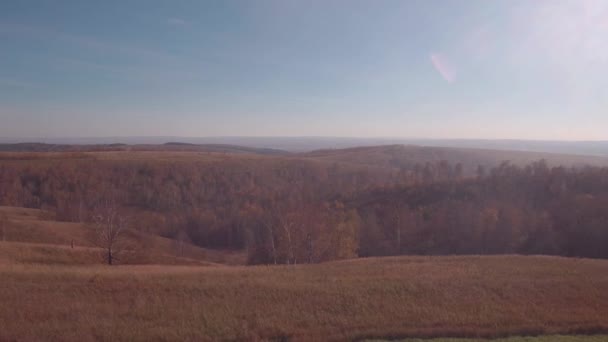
[2,144,608,264]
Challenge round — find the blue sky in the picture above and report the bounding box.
[1,0,607,139]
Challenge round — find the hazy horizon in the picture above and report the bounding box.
[2,135,608,143]
[5,135,608,157]
[2,0,608,139]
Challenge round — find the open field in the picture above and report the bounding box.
[387,336,608,342]
[1,255,608,341]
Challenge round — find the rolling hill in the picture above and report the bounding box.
[0,206,246,266]
[3,137,608,156]
[2,144,608,261]
[0,142,289,155]
[1,145,608,341]
[301,144,608,175]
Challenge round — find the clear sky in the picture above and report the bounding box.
[1,0,607,140]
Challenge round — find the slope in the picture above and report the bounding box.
[0,206,245,266]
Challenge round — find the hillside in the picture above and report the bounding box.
[302,145,608,175]
[2,145,608,264]
[2,147,608,341]
[3,142,608,168]
[0,142,289,155]
[0,255,607,341]
[5,137,608,157]
[0,206,246,266]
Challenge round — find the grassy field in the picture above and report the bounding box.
[2,206,608,341]
[1,255,608,341]
[387,336,608,342]
[0,206,246,266]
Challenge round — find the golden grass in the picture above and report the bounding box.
[0,242,102,265]
[382,336,608,342]
[1,255,607,341]
[0,206,246,266]
[0,241,222,266]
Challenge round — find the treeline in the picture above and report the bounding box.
[2,154,608,262]
[0,155,462,262]
[354,160,608,259]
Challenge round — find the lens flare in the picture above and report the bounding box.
[430,53,455,83]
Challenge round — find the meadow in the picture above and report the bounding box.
[1,254,608,341]
[390,336,608,342]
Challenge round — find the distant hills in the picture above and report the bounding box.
[0,142,289,155]
[302,144,608,174]
[2,142,608,176]
[2,136,608,156]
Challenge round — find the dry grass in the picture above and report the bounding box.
[0,241,223,266]
[382,336,608,342]
[0,242,104,265]
[0,206,246,266]
[1,255,608,341]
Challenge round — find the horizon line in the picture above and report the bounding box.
[2,136,608,143]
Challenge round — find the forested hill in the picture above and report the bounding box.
[4,142,608,167]
[349,160,608,259]
[0,142,289,155]
[2,145,608,264]
[301,144,608,175]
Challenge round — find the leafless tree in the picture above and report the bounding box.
[91,201,129,265]
[173,229,189,257]
[277,213,295,265]
[394,202,403,255]
[262,215,278,265]
[306,232,313,264]
[0,213,7,242]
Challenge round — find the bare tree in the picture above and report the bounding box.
[173,229,189,257]
[306,232,313,264]
[261,214,278,265]
[393,202,403,255]
[0,213,7,242]
[279,214,296,265]
[91,201,129,265]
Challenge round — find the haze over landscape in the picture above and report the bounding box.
[2,1,608,342]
